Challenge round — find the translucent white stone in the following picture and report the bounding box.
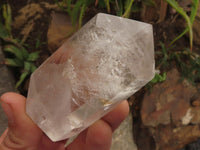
[26,13,155,142]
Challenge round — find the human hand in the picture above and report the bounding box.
[0,92,129,150]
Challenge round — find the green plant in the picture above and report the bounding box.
[165,0,199,51]
[150,72,167,84]
[103,0,136,17]
[35,35,47,49]
[146,42,174,89]
[146,72,167,91]
[55,0,136,29]
[156,42,175,70]
[4,45,39,88]
[0,4,39,88]
[122,0,135,18]
[172,50,200,84]
[104,0,110,13]
[2,3,12,35]
[156,42,200,84]
[55,0,94,28]
[0,4,19,46]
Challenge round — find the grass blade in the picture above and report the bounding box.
[170,28,188,45]
[5,58,23,67]
[2,4,12,35]
[166,0,193,51]
[190,0,199,23]
[66,0,72,16]
[104,0,110,13]
[27,51,40,61]
[79,4,86,28]
[116,0,123,16]
[122,0,134,18]
[31,64,37,73]
[4,45,24,60]
[0,23,9,39]
[71,1,83,26]
[15,71,29,88]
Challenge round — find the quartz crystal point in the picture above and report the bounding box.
[26,13,155,142]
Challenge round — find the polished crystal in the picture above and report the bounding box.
[26,13,155,142]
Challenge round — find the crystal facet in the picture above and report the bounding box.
[26,13,155,142]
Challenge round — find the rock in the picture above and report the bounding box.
[12,3,44,43]
[181,138,200,150]
[47,12,74,52]
[111,113,138,150]
[140,68,200,150]
[0,43,16,134]
[151,125,200,150]
[141,69,197,127]
[12,2,61,43]
[13,2,61,29]
[13,3,44,29]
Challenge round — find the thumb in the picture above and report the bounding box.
[0,92,43,149]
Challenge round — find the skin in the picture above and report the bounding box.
[0,92,129,150]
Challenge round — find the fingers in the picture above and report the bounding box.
[67,120,112,150]
[41,135,67,150]
[67,100,129,150]
[85,120,112,150]
[0,92,43,149]
[0,92,129,150]
[0,129,8,144]
[102,100,129,131]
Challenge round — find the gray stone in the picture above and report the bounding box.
[111,113,138,150]
[0,43,16,135]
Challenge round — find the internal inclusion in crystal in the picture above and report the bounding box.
[26,13,155,142]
